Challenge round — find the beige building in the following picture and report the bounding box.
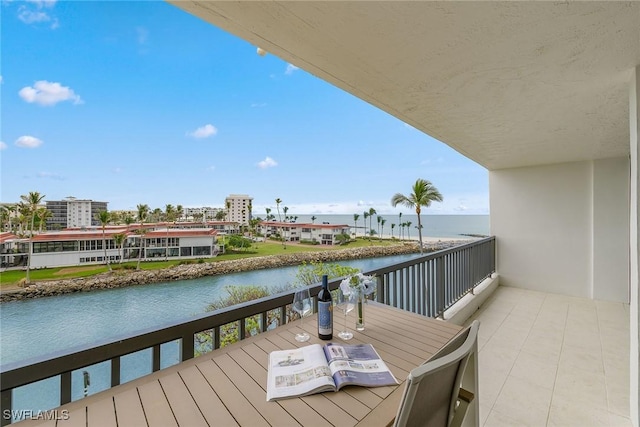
[224,194,253,226]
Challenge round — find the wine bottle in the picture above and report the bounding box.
[317,275,333,340]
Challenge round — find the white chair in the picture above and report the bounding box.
[394,320,480,427]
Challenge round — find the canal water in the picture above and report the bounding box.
[1,253,421,418]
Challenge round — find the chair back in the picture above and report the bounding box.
[393,320,479,427]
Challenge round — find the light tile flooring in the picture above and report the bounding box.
[463,286,632,427]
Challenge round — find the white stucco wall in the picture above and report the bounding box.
[593,157,630,302]
[629,65,639,427]
[490,161,593,297]
[490,158,629,300]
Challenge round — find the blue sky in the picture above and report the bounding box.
[1,1,489,216]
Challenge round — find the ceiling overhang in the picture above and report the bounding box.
[168,1,640,170]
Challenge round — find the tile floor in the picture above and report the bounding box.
[463,285,632,427]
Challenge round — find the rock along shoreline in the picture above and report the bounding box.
[1,240,468,303]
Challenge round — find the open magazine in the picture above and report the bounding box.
[266,343,398,401]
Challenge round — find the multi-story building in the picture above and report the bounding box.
[183,206,222,222]
[224,194,253,226]
[46,197,108,230]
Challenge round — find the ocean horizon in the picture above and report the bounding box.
[266,214,490,239]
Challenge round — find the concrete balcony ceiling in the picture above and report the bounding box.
[169,1,640,170]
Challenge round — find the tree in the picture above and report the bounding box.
[391,179,443,254]
[96,210,112,271]
[35,207,52,232]
[368,208,377,241]
[406,221,413,240]
[381,218,386,240]
[20,191,45,284]
[311,215,317,224]
[265,208,271,221]
[165,204,177,260]
[176,205,184,222]
[113,233,126,264]
[363,211,369,239]
[352,213,359,238]
[275,198,286,249]
[398,212,403,239]
[377,215,382,238]
[335,233,351,245]
[391,223,396,239]
[136,204,149,270]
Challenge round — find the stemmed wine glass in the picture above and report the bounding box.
[337,288,356,340]
[292,287,312,342]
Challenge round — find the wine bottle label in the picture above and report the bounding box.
[317,301,332,335]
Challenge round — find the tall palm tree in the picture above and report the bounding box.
[113,233,126,264]
[363,211,369,239]
[265,208,271,221]
[391,178,443,254]
[165,204,176,260]
[275,198,286,249]
[35,207,52,232]
[311,215,317,224]
[406,221,413,240]
[20,191,45,284]
[391,223,396,239]
[176,205,184,222]
[352,213,359,238]
[368,207,377,241]
[96,210,112,271]
[377,215,382,237]
[136,204,149,270]
[398,212,403,239]
[381,218,386,240]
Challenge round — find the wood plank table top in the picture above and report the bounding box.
[17,303,462,427]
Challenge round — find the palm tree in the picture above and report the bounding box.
[96,210,112,271]
[391,179,443,254]
[381,218,386,240]
[35,207,52,232]
[406,221,413,240]
[352,213,359,238]
[377,215,382,237]
[215,210,226,221]
[20,191,45,284]
[176,205,184,222]
[265,208,272,221]
[363,211,369,239]
[391,223,396,239]
[113,233,126,264]
[136,204,149,270]
[398,212,403,239]
[368,208,377,241]
[311,215,317,224]
[275,198,286,248]
[283,206,289,222]
[165,204,176,260]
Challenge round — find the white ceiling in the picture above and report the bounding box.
[169,1,640,170]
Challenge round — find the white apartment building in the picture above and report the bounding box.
[46,197,108,230]
[224,194,253,226]
[183,206,223,221]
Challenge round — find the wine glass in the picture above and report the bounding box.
[337,288,356,340]
[292,287,312,342]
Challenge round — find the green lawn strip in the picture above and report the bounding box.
[0,238,405,287]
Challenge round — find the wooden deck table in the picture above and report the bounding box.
[17,303,464,427]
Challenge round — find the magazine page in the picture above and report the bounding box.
[323,343,399,390]
[266,344,336,401]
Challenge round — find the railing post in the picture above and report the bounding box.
[60,371,72,405]
[152,345,161,372]
[436,256,445,319]
[1,389,12,426]
[181,334,194,361]
[111,356,121,387]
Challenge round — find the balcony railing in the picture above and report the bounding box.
[0,237,494,425]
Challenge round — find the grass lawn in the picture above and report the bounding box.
[0,237,405,289]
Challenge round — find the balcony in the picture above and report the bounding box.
[0,237,632,426]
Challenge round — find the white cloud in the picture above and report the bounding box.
[15,135,43,148]
[19,80,83,106]
[0,141,7,150]
[285,63,299,75]
[37,171,64,180]
[257,156,278,169]
[18,1,58,28]
[187,124,218,139]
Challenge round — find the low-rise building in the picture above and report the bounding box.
[257,221,350,245]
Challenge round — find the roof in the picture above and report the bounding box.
[170,1,639,170]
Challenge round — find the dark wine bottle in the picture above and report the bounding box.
[317,274,333,340]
